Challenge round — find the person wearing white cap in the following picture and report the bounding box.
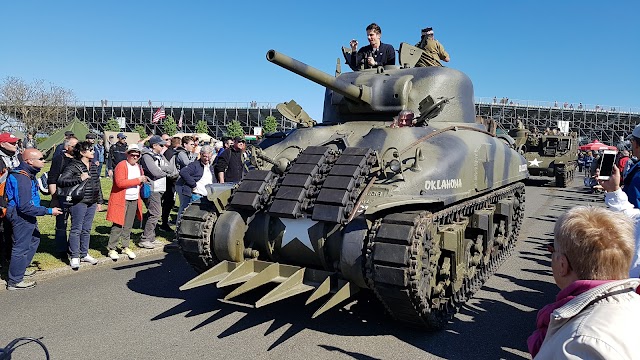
[415,26,450,67]
[105,144,147,260]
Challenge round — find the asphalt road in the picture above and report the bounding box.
[0,177,603,360]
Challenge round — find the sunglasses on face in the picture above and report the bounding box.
[128,153,140,158]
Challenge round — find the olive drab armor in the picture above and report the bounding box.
[509,129,578,187]
[177,45,528,329]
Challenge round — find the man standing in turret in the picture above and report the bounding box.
[347,23,395,71]
[415,27,450,67]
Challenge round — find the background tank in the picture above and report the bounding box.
[509,128,578,187]
[177,45,528,329]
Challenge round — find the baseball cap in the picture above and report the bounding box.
[85,133,97,140]
[233,136,246,143]
[125,144,140,153]
[64,131,75,137]
[627,125,640,140]
[117,132,127,139]
[0,132,19,143]
[148,135,164,146]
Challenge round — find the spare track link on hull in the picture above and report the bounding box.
[364,182,525,329]
[177,200,219,273]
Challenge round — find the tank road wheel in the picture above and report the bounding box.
[365,182,525,330]
[365,211,446,329]
[177,200,219,274]
[555,166,568,188]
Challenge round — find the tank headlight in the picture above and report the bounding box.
[389,159,401,173]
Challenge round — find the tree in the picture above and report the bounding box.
[163,115,177,136]
[104,117,120,132]
[0,76,76,135]
[134,125,147,139]
[263,115,278,134]
[195,120,209,135]
[225,119,244,139]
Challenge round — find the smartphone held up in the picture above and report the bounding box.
[597,150,617,180]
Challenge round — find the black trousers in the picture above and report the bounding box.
[161,178,176,225]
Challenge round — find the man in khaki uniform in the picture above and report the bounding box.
[415,27,450,67]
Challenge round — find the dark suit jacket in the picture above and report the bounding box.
[348,42,396,71]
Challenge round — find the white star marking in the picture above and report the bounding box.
[528,158,542,167]
[280,218,318,252]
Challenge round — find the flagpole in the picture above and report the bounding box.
[154,105,157,136]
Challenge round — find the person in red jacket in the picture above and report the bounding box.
[617,150,630,182]
[105,144,148,260]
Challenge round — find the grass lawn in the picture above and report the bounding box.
[6,162,176,272]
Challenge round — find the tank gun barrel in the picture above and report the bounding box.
[266,50,371,105]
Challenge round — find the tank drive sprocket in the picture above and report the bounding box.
[177,200,219,273]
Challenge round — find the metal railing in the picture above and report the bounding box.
[476,97,640,115]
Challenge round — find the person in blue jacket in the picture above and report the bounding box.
[5,148,62,290]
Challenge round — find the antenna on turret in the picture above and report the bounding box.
[335,58,341,77]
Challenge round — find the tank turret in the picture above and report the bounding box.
[267,47,476,125]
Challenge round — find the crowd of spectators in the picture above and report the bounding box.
[0,130,248,289]
[491,97,625,112]
[526,123,640,357]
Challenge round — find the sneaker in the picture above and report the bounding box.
[70,257,80,270]
[151,239,164,246]
[7,280,36,290]
[81,255,98,265]
[158,224,173,232]
[121,247,136,259]
[108,249,120,261]
[24,268,37,277]
[138,241,156,249]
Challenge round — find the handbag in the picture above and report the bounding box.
[141,182,151,199]
[57,180,87,204]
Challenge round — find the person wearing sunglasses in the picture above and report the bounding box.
[105,144,148,261]
[57,141,104,270]
[528,206,640,358]
[5,148,63,290]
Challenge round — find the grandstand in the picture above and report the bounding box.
[475,97,640,146]
[69,101,297,139]
[3,99,640,146]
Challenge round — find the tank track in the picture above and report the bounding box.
[177,200,219,273]
[364,182,525,329]
[179,146,376,273]
[555,165,575,188]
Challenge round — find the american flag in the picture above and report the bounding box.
[152,106,166,123]
[178,110,184,128]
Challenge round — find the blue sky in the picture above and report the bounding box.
[2,0,638,121]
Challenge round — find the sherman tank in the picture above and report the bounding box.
[177,43,528,329]
[509,128,578,187]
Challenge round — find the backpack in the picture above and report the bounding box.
[0,168,30,218]
[167,153,180,180]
